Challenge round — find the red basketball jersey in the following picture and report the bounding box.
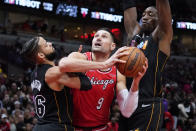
[73,52,117,127]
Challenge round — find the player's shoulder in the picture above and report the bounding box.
[37,64,53,78]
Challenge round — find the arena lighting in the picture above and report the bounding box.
[56,3,78,17]
[80,33,95,39]
[43,2,53,11]
[4,0,41,9]
[90,33,95,37]
[81,8,89,18]
[111,28,120,33]
[176,22,196,30]
[91,11,123,23]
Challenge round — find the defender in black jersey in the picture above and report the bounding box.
[21,36,87,131]
[21,36,129,131]
[119,0,173,130]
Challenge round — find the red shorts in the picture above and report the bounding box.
[75,125,108,131]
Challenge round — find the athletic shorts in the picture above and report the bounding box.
[118,98,164,131]
[33,123,75,131]
[75,125,108,131]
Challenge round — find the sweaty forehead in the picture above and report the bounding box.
[96,30,111,36]
[38,37,46,47]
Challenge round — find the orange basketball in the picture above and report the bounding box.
[117,47,146,77]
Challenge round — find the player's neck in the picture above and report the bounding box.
[141,29,151,38]
[41,60,55,66]
[92,52,110,62]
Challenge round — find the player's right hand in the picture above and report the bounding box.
[105,46,130,68]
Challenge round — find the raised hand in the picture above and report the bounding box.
[104,46,130,68]
[134,58,148,81]
[130,58,148,92]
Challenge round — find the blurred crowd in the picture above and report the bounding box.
[161,58,196,131]
[0,18,66,42]
[0,63,35,131]
[0,18,102,46]
[64,0,122,13]
[1,19,194,57]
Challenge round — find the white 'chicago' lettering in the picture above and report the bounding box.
[89,77,114,90]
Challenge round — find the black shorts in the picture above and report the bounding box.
[33,123,75,131]
[118,98,164,131]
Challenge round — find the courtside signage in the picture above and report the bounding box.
[3,0,122,23]
[91,11,123,23]
[176,22,196,30]
[4,0,41,9]
[56,3,78,17]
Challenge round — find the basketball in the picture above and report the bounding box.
[117,47,146,77]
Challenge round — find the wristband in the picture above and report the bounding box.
[77,73,92,91]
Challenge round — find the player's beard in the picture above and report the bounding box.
[141,25,154,36]
[45,51,56,61]
[141,20,157,36]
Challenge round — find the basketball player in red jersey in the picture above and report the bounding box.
[59,28,148,131]
[21,36,131,131]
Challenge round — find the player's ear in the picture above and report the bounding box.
[111,42,116,51]
[37,52,45,59]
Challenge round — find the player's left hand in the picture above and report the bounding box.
[134,58,148,81]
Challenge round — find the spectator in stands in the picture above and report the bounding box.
[24,109,33,124]
[16,114,25,131]
[3,95,13,113]
[9,116,16,131]
[163,111,174,131]
[178,99,189,125]
[25,123,33,131]
[169,99,180,130]
[0,114,10,131]
[22,20,31,31]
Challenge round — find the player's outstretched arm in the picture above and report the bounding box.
[59,52,106,72]
[131,58,148,92]
[116,72,138,118]
[58,46,130,73]
[45,66,91,91]
[123,0,140,41]
[116,59,148,118]
[153,0,173,56]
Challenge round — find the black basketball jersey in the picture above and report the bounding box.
[118,35,168,131]
[137,35,168,99]
[127,35,169,100]
[31,64,73,126]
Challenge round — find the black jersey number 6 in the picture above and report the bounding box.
[35,95,46,118]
